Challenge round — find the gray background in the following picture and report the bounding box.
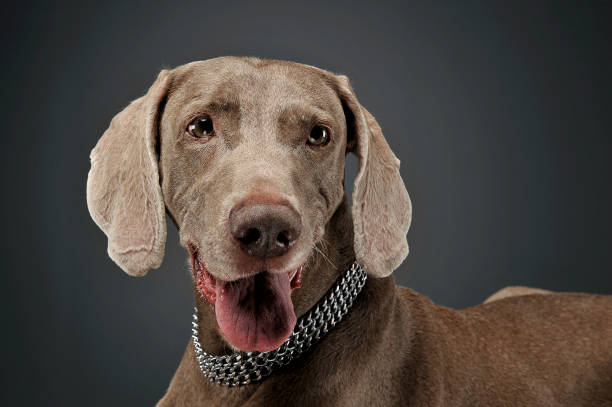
[2,1,611,405]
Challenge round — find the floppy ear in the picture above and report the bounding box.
[86,70,172,276]
[335,75,412,278]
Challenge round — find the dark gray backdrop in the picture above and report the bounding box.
[3,1,611,405]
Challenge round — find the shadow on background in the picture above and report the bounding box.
[2,1,610,405]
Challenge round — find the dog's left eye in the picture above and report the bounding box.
[307,125,330,147]
[187,116,215,140]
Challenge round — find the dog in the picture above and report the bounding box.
[87,57,612,406]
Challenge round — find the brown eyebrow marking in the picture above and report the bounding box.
[205,100,240,114]
[277,104,334,127]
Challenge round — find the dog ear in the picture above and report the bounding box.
[335,75,412,278]
[86,70,172,276]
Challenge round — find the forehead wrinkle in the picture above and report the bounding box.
[169,61,252,112]
[206,78,241,116]
[277,103,335,126]
[178,97,240,117]
[170,82,236,117]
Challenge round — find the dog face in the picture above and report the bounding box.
[87,57,411,351]
[160,58,347,283]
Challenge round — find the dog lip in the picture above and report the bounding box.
[189,244,218,304]
[188,243,305,305]
[289,265,303,291]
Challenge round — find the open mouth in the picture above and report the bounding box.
[188,244,304,352]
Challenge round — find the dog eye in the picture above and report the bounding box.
[307,126,330,147]
[186,116,214,140]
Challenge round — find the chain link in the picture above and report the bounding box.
[192,260,367,386]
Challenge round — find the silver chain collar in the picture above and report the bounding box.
[191,260,367,386]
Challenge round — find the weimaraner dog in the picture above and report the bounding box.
[87,57,612,406]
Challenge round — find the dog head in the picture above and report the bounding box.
[87,57,411,351]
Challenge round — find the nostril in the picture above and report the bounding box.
[276,231,290,248]
[229,202,302,258]
[239,228,261,245]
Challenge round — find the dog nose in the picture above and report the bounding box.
[229,203,302,258]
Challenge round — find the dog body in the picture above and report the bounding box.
[160,288,612,406]
[87,57,612,406]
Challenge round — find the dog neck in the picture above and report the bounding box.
[192,195,357,357]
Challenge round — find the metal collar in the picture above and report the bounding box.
[192,260,367,386]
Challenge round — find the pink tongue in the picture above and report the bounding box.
[215,272,296,352]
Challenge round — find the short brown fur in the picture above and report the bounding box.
[87,57,612,406]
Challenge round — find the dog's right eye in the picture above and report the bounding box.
[186,116,215,140]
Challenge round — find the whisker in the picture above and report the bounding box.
[314,243,336,270]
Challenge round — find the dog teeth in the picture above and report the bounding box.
[289,265,303,281]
